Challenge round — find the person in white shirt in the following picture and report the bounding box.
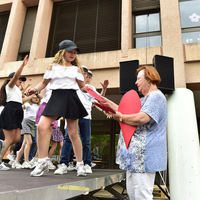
[0,56,28,170]
[12,95,40,169]
[27,40,90,177]
[54,68,109,175]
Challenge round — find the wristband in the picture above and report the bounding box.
[119,114,123,122]
[34,88,38,93]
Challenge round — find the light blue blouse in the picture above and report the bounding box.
[116,90,167,173]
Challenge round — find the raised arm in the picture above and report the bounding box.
[8,55,29,88]
[100,80,109,97]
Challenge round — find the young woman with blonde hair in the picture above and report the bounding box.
[27,40,89,177]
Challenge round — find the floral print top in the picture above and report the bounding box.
[116,90,167,173]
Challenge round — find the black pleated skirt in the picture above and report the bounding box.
[42,89,88,120]
[1,101,23,130]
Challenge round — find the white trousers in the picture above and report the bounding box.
[126,171,155,200]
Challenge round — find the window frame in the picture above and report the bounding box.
[46,0,122,57]
[17,6,38,61]
[132,8,162,48]
[179,0,200,44]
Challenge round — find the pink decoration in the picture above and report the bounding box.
[85,86,105,102]
[94,102,116,114]
[118,90,141,149]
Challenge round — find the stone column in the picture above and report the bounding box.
[167,88,200,200]
[160,0,186,88]
[28,0,53,65]
[0,0,26,69]
[121,0,132,58]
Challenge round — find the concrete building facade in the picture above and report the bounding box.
[0,0,200,169]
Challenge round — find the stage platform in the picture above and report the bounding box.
[0,167,126,200]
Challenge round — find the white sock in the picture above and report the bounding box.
[38,158,47,163]
[77,161,84,166]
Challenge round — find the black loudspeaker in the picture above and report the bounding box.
[119,60,139,94]
[153,55,174,94]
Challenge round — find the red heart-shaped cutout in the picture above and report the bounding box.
[118,90,141,149]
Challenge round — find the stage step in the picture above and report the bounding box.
[153,185,169,199]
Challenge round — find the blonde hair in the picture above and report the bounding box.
[28,95,41,106]
[47,49,81,70]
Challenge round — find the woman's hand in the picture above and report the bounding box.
[99,96,110,106]
[99,96,119,113]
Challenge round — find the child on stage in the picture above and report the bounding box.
[27,40,89,177]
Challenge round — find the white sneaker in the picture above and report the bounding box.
[30,162,49,177]
[67,162,75,171]
[0,162,10,170]
[0,140,5,154]
[54,163,67,175]
[22,161,32,169]
[6,154,16,161]
[84,164,92,174]
[29,157,38,169]
[12,162,22,169]
[8,160,14,166]
[91,162,96,168]
[29,157,37,165]
[77,164,87,176]
[47,159,56,170]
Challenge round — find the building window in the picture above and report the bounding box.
[0,11,10,54]
[46,0,121,57]
[17,7,38,61]
[132,0,161,48]
[179,0,200,44]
